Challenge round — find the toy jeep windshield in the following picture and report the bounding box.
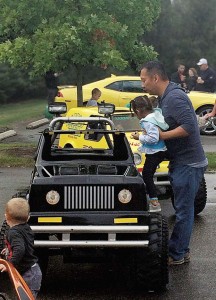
[1,115,169,292]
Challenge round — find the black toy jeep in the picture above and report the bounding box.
[0,114,169,292]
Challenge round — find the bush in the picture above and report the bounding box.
[0,64,46,103]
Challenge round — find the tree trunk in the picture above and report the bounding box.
[76,64,83,107]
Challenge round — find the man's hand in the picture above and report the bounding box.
[204,112,215,120]
[197,77,204,84]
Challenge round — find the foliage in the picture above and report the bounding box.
[0,0,160,106]
[0,63,46,103]
[143,0,216,74]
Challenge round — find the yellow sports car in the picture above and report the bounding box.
[55,74,216,135]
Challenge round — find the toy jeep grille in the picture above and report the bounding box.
[64,185,115,210]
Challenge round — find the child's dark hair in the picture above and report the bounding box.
[149,96,158,108]
[130,95,153,114]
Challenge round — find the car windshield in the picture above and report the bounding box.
[111,114,140,131]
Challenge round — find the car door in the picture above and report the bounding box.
[118,80,145,107]
[101,81,123,106]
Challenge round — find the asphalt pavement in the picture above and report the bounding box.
[0,123,216,299]
[0,168,215,299]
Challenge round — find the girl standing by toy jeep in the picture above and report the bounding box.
[130,95,169,212]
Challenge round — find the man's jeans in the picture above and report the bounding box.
[168,165,205,260]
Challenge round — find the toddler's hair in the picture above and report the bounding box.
[149,96,158,108]
[92,88,101,96]
[130,95,153,113]
[6,198,30,223]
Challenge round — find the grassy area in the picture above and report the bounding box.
[0,143,36,167]
[206,152,216,171]
[0,99,47,127]
[0,99,46,167]
[0,143,215,170]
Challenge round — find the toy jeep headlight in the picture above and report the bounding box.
[118,189,132,204]
[98,103,115,115]
[133,153,142,165]
[48,102,67,114]
[46,190,60,205]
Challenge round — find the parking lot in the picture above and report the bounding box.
[0,123,215,299]
[0,168,215,299]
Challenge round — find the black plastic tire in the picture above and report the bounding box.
[12,189,29,199]
[193,177,207,215]
[64,144,73,148]
[196,105,216,135]
[0,293,12,300]
[129,214,169,292]
[171,177,207,215]
[0,221,9,253]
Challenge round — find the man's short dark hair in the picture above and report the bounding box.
[141,61,169,81]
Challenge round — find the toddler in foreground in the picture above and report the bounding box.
[0,198,42,299]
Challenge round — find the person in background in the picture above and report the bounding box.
[186,68,198,91]
[44,70,59,105]
[0,198,42,298]
[140,60,207,265]
[130,95,169,212]
[86,88,101,106]
[195,58,216,92]
[171,64,187,88]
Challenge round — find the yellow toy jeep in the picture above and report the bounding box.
[58,105,169,184]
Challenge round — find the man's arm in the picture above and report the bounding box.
[212,101,216,116]
[210,101,216,116]
[159,126,189,140]
[161,91,198,139]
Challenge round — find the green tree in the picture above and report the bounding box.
[0,63,46,103]
[0,0,160,106]
[144,0,216,74]
[143,0,174,73]
[170,0,216,68]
